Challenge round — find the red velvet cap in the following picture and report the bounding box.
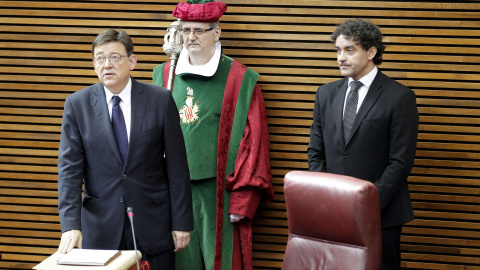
[173,0,227,23]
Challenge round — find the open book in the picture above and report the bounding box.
[57,249,120,266]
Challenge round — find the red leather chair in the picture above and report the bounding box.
[282,171,382,270]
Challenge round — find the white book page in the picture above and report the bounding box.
[57,249,120,266]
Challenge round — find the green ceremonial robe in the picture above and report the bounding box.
[153,55,273,270]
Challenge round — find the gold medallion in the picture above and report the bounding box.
[179,87,200,124]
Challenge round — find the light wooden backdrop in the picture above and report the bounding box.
[1,0,480,269]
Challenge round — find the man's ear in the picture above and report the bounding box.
[129,54,137,71]
[367,46,377,60]
[215,27,221,42]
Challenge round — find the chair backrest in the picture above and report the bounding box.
[282,171,382,270]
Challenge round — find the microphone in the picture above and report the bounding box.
[127,207,141,270]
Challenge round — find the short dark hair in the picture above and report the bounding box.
[91,29,134,56]
[331,19,385,65]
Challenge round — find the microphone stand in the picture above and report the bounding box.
[162,19,183,90]
[127,207,140,270]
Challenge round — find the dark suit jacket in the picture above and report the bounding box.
[308,70,418,228]
[58,78,193,254]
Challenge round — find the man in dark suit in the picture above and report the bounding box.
[308,19,419,270]
[57,29,193,270]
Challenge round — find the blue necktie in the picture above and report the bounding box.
[343,81,363,144]
[112,96,128,163]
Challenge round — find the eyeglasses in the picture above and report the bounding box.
[180,28,214,37]
[93,54,128,65]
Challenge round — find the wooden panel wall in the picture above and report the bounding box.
[1,0,479,269]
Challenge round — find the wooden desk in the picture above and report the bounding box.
[33,250,144,270]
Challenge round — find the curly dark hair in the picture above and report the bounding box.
[331,19,385,65]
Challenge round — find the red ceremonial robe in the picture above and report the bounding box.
[159,59,273,270]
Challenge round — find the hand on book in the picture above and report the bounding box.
[58,229,83,254]
[172,230,190,253]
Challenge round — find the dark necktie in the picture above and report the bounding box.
[343,81,363,144]
[112,96,128,163]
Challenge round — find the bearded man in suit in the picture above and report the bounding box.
[57,29,193,270]
[308,19,419,270]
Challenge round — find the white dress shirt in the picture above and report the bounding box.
[343,66,378,115]
[104,79,132,142]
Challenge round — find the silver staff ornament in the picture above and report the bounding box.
[163,19,183,90]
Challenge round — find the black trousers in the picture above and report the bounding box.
[381,225,403,270]
[119,215,174,270]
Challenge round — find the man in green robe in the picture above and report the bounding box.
[153,1,274,269]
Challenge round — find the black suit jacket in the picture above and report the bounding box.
[58,78,193,254]
[308,70,418,228]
